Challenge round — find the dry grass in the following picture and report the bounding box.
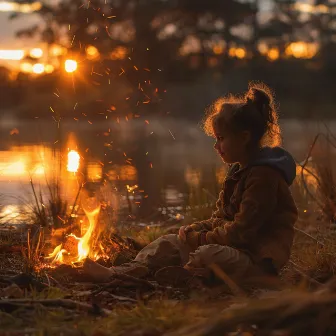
[21,227,45,274]
[3,130,336,335]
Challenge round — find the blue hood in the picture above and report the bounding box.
[249,146,297,186]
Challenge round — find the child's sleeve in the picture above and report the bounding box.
[205,167,280,247]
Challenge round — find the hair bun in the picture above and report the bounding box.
[246,88,271,113]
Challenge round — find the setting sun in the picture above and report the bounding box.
[67,150,80,173]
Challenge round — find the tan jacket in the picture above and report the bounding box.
[186,164,298,271]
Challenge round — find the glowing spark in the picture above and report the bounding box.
[168,129,175,140]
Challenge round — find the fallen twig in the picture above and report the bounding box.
[208,263,246,297]
[294,227,325,246]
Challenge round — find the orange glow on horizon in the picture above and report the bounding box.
[0,1,42,13]
[0,50,24,60]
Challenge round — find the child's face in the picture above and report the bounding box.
[213,125,250,165]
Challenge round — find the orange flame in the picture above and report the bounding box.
[77,204,101,261]
[46,244,67,264]
[47,202,101,266]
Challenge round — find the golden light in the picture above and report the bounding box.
[87,163,103,182]
[110,46,128,60]
[228,47,236,58]
[235,47,246,59]
[267,48,280,61]
[44,64,55,74]
[0,2,13,11]
[67,150,80,173]
[1,205,19,217]
[0,1,42,13]
[34,164,45,175]
[65,59,77,73]
[258,43,268,55]
[50,45,67,57]
[0,50,24,60]
[86,45,99,60]
[20,62,33,73]
[0,205,20,224]
[32,63,45,74]
[293,3,329,14]
[30,48,43,58]
[213,44,224,55]
[306,44,319,59]
[3,161,26,176]
[285,42,318,59]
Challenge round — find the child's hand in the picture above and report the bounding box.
[178,225,193,243]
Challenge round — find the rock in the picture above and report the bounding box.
[0,284,24,298]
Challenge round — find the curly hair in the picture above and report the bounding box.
[202,82,281,147]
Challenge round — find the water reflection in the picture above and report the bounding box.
[0,145,51,181]
[0,118,334,224]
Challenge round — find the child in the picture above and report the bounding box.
[84,82,298,286]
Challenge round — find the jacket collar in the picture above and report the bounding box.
[225,163,250,181]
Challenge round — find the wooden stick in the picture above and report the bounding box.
[208,263,246,297]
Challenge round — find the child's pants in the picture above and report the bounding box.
[134,234,264,283]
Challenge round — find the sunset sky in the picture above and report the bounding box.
[0,0,289,48]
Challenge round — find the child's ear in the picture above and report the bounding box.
[241,130,251,146]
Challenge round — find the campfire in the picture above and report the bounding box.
[46,203,103,266]
[45,148,107,267]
